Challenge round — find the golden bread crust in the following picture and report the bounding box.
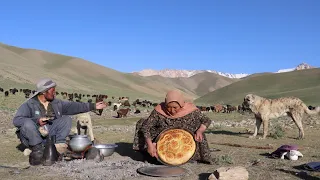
[157,129,196,165]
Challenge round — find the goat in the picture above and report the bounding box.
[117,108,131,118]
[134,109,141,114]
[113,102,122,111]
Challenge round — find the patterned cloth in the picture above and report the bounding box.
[133,109,213,163]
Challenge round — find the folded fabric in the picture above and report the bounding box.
[304,162,320,171]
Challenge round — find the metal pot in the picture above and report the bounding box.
[68,135,92,152]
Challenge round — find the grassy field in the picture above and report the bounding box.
[0,111,319,180]
[195,68,320,106]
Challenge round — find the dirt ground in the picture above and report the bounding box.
[0,108,319,180]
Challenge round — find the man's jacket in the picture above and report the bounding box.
[13,97,95,128]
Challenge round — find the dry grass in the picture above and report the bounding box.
[0,111,319,180]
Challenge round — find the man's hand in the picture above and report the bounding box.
[38,117,50,126]
[96,101,107,109]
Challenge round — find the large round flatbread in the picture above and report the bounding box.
[156,129,196,166]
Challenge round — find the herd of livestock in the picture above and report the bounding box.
[0,86,255,118]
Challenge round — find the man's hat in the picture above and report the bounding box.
[28,78,56,99]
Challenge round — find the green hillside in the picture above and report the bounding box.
[195,68,320,106]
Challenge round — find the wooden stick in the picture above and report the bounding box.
[210,142,274,149]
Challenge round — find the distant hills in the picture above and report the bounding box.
[194,68,320,106]
[0,43,235,100]
[0,42,318,105]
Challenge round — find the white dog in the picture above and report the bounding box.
[74,112,95,142]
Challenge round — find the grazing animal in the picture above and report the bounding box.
[243,94,320,139]
[122,100,131,107]
[113,103,122,111]
[214,104,224,113]
[117,108,131,118]
[308,105,315,110]
[226,105,237,113]
[75,112,95,142]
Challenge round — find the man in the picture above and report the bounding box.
[13,78,107,165]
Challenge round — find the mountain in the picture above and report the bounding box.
[194,68,320,105]
[0,43,236,100]
[132,69,249,79]
[276,62,316,73]
[133,63,316,79]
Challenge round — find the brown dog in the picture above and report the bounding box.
[243,94,320,139]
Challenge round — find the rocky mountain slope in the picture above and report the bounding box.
[133,63,316,78]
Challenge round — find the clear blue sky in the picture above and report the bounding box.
[0,0,319,74]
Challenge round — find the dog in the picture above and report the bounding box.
[243,94,320,139]
[74,112,95,142]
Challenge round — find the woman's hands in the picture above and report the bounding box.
[146,138,158,158]
[195,130,204,142]
[147,142,158,158]
[194,124,207,142]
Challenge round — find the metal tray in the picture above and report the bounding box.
[137,165,188,177]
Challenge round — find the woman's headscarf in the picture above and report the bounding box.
[154,90,199,119]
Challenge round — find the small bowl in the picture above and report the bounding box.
[93,144,118,157]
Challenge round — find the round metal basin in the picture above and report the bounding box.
[93,144,118,157]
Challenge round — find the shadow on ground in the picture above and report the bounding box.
[198,172,212,180]
[259,152,274,158]
[115,142,141,161]
[205,130,250,137]
[277,168,320,180]
[115,142,162,165]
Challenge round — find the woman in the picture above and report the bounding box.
[133,90,214,164]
